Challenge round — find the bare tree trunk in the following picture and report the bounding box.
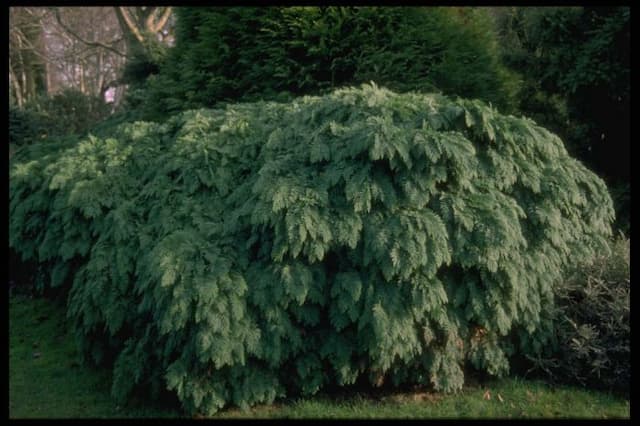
[114,84,126,107]
[79,61,85,94]
[8,7,174,107]
[45,57,52,94]
[97,50,104,99]
[11,8,48,104]
[21,69,28,101]
[15,35,29,105]
[114,7,145,59]
[114,6,172,57]
[9,65,25,107]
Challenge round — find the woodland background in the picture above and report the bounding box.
[9,6,630,233]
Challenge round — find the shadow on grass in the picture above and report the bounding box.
[9,295,630,419]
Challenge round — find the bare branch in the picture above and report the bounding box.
[117,6,145,44]
[145,7,159,31]
[150,7,172,33]
[52,7,127,57]
[22,7,47,20]
[10,28,62,66]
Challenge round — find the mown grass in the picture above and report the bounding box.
[218,379,630,419]
[8,294,177,418]
[9,294,630,419]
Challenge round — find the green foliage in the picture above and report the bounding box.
[525,236,629,397]
[120,36,169,89]
[496,6,629,234]
[135,7,519,121]
[36,89,112,135]
[10,105,50,146]
[10,84,614,415]
[10,89,111,146]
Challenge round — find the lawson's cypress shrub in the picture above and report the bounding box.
[136,7,520,121]
[9,84,613,415]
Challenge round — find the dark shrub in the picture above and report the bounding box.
[526,236,629,396]
[10,105,49,146]
[30,88,111,136]
[136,7,520,121]
[11,89,112,145]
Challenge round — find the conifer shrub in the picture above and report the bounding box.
[136,6,520,121]
[9,84,614,415]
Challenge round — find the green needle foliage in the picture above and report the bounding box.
[9,83,613,416]
[135,7,519,121]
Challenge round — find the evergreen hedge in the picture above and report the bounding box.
[9,84,613,415]
[136,7,519,120]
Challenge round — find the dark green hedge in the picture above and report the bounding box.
[135,7,519,121]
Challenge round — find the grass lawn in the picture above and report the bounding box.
[9,294,630,419]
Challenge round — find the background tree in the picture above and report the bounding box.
[493,6,629,233]
[114,7,174,87]
[135,7,520,121]
[47,7,127,103]
[10,7,48,107]
[9,6,175,154]
[9,6,175,110]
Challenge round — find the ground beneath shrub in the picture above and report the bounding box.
[9,294,629,419]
